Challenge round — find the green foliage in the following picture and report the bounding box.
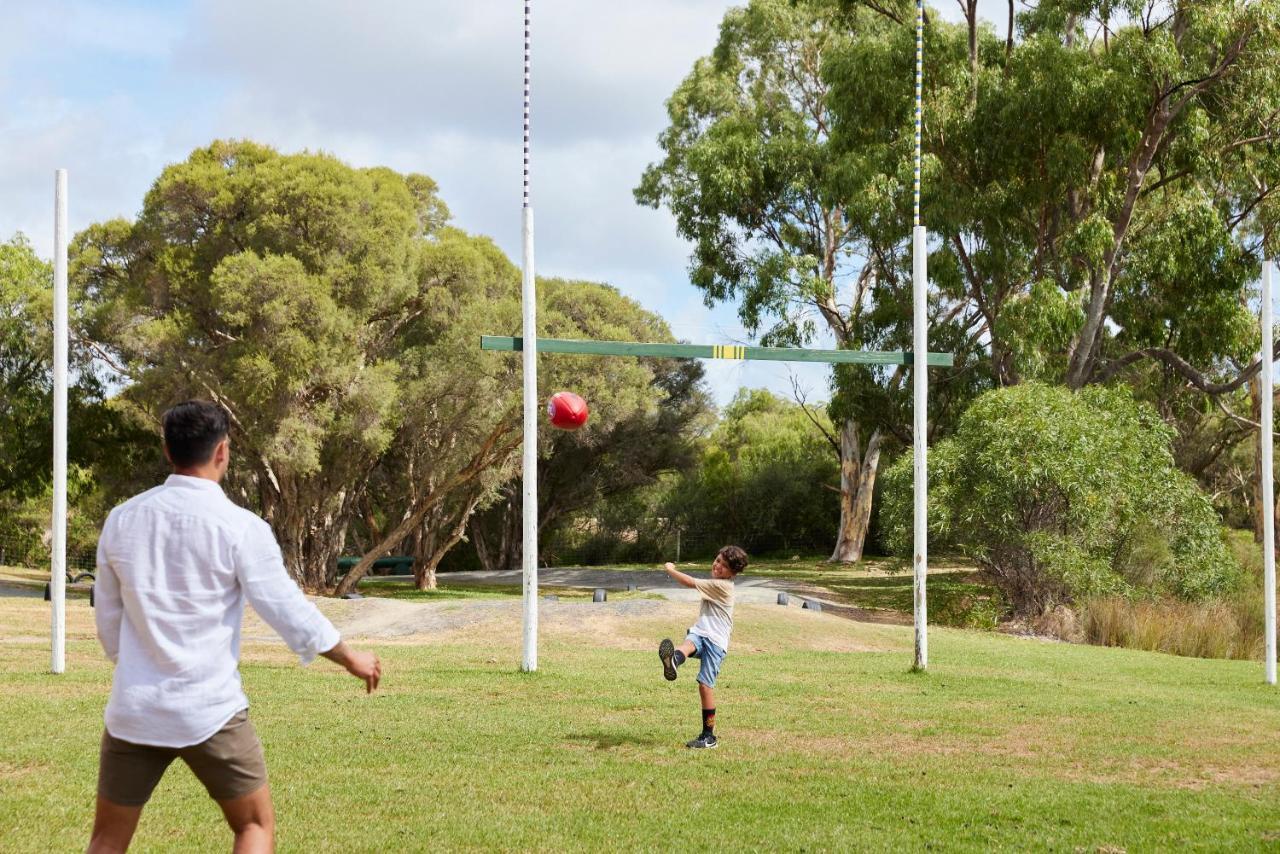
[880,382,1241,613]
[448,279,713,572]
[668,389,840,557]
[0,234,159,562]
[548,388,839,564]
[74,141,530,587]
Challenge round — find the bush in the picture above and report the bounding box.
[879,382,1241,614]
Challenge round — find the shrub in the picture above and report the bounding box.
[879,383,1241,614]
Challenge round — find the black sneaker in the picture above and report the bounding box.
[659,638,677,681]
[686,733,718,749]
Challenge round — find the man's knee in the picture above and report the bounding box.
[219,784,275,837]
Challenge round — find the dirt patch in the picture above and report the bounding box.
[239,596,902,655]
[0,760,48,781]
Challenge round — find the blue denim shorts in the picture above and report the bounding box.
[685,633,727,688]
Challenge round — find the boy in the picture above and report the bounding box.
[657,545,749,749]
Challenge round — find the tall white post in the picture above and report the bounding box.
[51,169,68,675]
[911,0,928,671]
[912,226,928,671]
[1263,259,1275,686]
[520,2,539,672]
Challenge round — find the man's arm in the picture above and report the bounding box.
[234,521,380,691]
[94,531,123,663]
[321,641,381,694]
[664,562,698,589]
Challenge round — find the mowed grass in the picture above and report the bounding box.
[3,597,1280,851]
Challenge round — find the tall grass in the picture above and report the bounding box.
[1080,530,1270,661]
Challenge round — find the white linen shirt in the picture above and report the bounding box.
[94,474,341,748]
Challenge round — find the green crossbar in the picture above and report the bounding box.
[480,336,955,367]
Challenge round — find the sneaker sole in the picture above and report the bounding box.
[659,638,677,681]
[687,739,718,750]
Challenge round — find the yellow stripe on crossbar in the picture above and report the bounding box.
[712,345,745,360]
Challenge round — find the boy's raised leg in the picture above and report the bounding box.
[658,638,695,681]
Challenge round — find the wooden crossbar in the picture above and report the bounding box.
[480,336,955,368]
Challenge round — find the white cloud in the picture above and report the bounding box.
[7,0,1013,405]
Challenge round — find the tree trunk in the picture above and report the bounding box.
[414,492,482,590]
[470,491,524,573]
[333,423,520,596]
[261,474,355,591]
[829,419,882,563]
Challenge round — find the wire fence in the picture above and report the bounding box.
[0,530,96,575]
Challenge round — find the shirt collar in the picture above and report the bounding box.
[164,474,225,492]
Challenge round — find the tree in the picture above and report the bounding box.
[658,388,843,556]
[0,234,158,564]
[879,382,1241,614]
[637,0,916,563]
[844,1,1280,397]
[75,141,526,590]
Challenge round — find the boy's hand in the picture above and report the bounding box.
[664,562,676,573]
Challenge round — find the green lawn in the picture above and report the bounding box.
[3,596,1279,851]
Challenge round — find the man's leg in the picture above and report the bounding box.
[87,797,144,853]
[217,785,275,854]
[92,729,173,852]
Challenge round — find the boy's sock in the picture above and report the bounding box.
[673,650,686,667]
[701,707,716,736]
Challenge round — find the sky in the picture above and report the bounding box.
[0,0,1010,407]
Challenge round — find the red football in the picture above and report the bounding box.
[547,391,589,430]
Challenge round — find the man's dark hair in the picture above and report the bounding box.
[162,400,230,468]
[718,545,749,575]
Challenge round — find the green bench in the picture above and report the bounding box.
[336,555,415,577]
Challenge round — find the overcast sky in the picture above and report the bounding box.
[1,0,1009,406]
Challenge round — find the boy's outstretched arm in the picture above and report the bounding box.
[664,562,698,589]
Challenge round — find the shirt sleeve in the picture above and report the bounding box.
[692,578,732,605]
[233,519,341,665]
[93,518,123,664]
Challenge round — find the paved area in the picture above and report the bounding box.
[370,568,793,606]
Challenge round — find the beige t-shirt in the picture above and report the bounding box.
[690,578,735,651]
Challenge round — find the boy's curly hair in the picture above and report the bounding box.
[718,545,749,575]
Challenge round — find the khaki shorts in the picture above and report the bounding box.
[98,709,267,806]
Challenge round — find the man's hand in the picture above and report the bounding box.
[664,562,676,574]
[321,641,382,693]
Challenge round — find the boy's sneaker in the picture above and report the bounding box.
[686,733,718,749]
[659,638,677,681]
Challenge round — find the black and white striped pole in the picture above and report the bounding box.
[520,1,539,672]
[911,0,929,672]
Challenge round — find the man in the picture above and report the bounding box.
[89,400,381,853]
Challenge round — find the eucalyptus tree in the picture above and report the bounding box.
[75,142,525,589]
[636,0,961,562]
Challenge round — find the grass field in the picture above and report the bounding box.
[3,594,1280,851]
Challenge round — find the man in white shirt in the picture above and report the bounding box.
[89,400,382,853]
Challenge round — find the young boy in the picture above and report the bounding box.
[657,545,749,749]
